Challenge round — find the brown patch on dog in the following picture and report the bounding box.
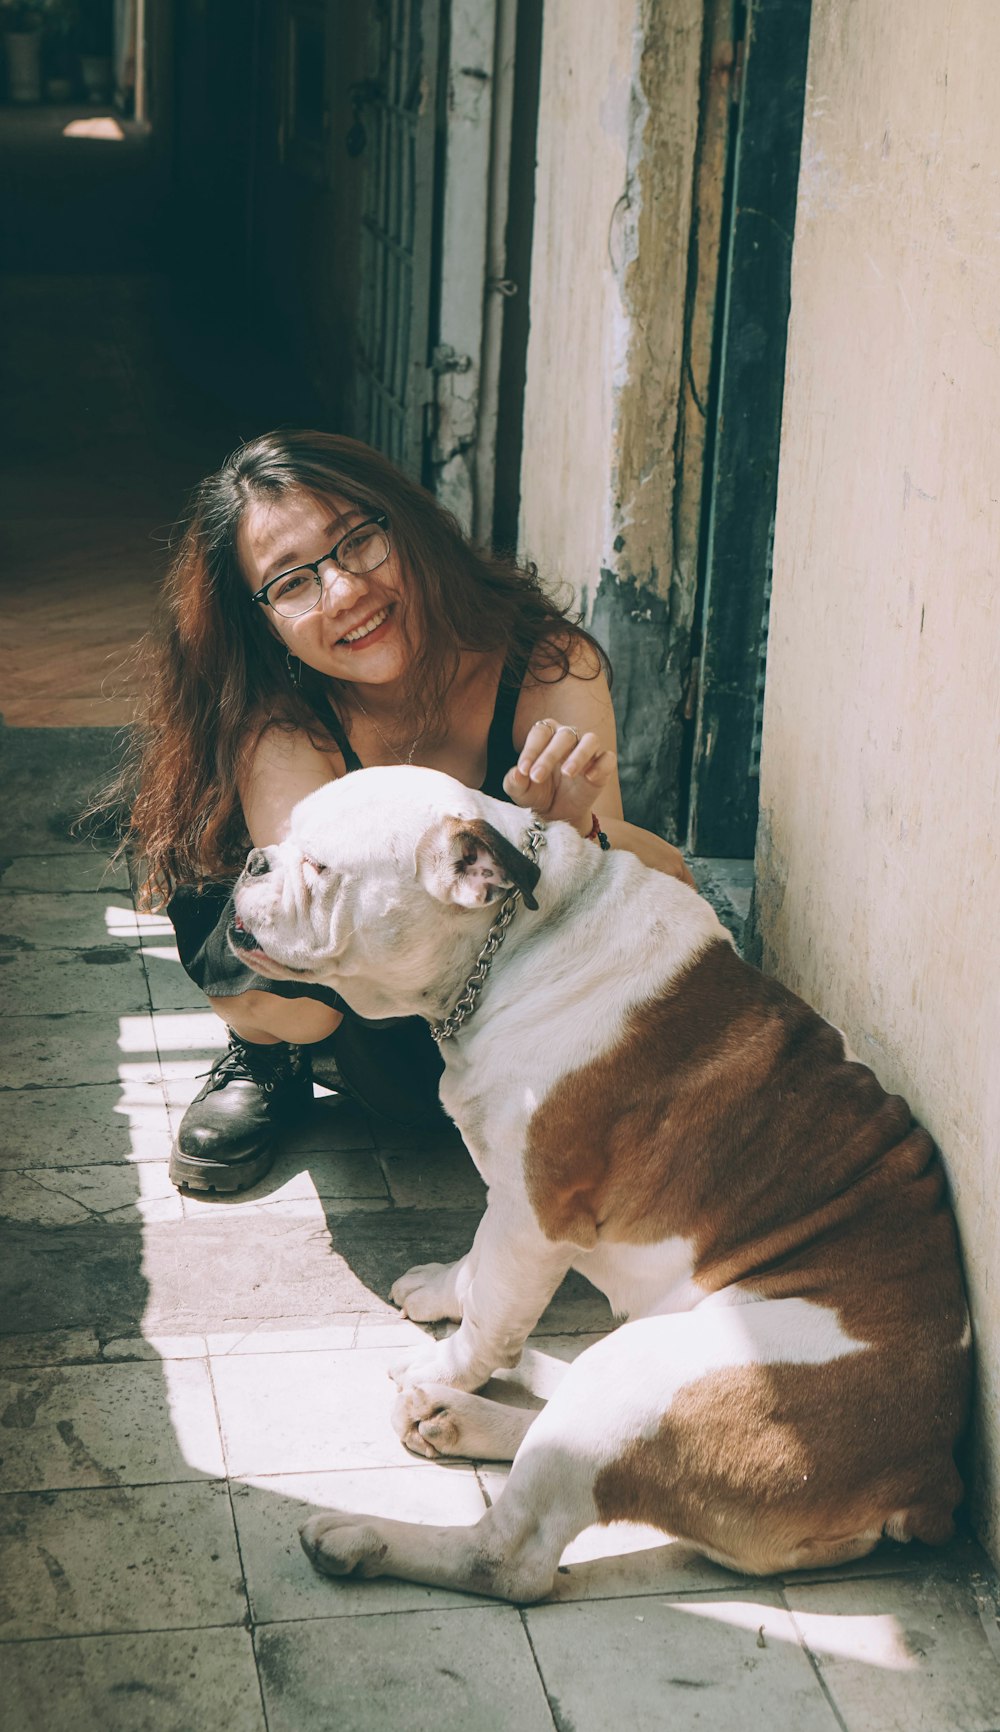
[592,1338,970,1574]
[524,938,970,1557]
[524,940,967,1343]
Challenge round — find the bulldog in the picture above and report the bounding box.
[231,765,970,1602]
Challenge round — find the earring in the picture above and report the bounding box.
[285,650,302,688]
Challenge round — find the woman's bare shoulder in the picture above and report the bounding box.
[240,714,346,846]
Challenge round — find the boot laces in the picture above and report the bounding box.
[198,1032,289,1095]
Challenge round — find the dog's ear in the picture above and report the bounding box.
[416,816,540,910]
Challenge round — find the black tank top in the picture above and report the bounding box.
[310,655,528,801]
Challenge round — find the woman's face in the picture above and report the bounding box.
[238,488,412,688]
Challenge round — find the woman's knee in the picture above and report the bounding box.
[207,991,343,1045]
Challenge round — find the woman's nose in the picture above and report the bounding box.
[317,562,367,613]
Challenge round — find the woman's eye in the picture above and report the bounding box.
[273,570,310,600]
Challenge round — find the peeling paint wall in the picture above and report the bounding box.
[758,0,1000,1560]
[518,0,707,833]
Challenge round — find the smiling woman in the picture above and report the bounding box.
[105,428,693,1194]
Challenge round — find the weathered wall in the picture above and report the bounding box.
[758,0,1000,1559]
[518,0,710,833]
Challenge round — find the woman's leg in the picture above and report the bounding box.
[207,990,343,1046]
[169,990,341,1195]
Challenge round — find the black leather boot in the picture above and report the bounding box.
[168,1033,313,1193]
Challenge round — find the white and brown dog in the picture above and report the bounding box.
[231,765,970,1602]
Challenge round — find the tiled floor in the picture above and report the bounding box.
[2,754,1000,1732]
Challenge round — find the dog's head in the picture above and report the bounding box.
[230,766,542,1021]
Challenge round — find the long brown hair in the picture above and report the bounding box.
[114,429,609,906]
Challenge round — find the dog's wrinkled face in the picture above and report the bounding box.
[230,766,540,1021]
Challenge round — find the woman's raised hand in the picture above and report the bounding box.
[502,718,617,831]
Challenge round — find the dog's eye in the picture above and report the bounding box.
[303,857,326,873]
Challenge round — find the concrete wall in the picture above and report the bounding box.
[518,0,710,834]
[758,0,1000,1560]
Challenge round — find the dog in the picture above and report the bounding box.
[230,765,971,1602]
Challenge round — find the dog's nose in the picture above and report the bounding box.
[246,848,269,877]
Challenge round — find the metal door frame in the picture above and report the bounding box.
[686,0,813,857]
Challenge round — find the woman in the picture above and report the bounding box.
[121,430,693,1194]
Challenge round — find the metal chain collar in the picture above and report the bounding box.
[429,822,547,1044]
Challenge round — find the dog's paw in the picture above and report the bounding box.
[391,1381,466,1459]
[300,1511,389,1579]
[390,1260,463,1323]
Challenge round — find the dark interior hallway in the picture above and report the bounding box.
[0,17,322,728]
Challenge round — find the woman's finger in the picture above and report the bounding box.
[581,748,617,791]
[522,720,596,784]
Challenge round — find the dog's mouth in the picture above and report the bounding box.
[230,914,266,957]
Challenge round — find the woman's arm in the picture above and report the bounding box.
[505,639,695,889]
[239,725,343,848]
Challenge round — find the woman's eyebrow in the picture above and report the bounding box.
[262,513,364,582]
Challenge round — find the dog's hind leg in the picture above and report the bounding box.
[301,1433,598,1602]
[394,1381,539,1461]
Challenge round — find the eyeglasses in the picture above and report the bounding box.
[250,513,391,619]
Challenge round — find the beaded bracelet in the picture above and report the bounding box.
[585,812,612,851]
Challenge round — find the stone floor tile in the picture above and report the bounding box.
[0,890,144,949]
[0,852,130,892]
[206,1317,362,1354]
[284,1094,378,1153]
[0,1359,224,1490]
[101,1334,209,1361]
[178,1147,388,1215]
[0,1162,182,1225]
[534,1271,614,1335]
[0,1329,103,1369]
[524,1591,840,1732]
[0,1627,266,1732]
[121,1008,228,1063]
[353,1315,443,1349]
[0,1171,93,1224]
[0,1480,246,1640]
[1,1209,480,1341]
[0,946,151,1014]
[379,1141,488,1210]
[139,943,210,1010]
[233,1464,490,1620]
[371,1120,466,1154]
[0,1014,144,1088]
[0,1080,172,1168]
[785,1572,1000,1731]
[211,1345,410,1477]
[256,1606,555,1732]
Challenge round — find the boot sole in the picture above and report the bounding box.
[169,1144,276,1194]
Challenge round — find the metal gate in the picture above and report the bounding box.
[353,0,443,479]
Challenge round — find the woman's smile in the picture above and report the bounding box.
[334,603,392,647]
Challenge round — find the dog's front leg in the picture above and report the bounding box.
[391,1187,571,1449]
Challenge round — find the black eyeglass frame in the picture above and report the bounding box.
[249,512,391,614]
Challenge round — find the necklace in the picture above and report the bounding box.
[352,694,423,766]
